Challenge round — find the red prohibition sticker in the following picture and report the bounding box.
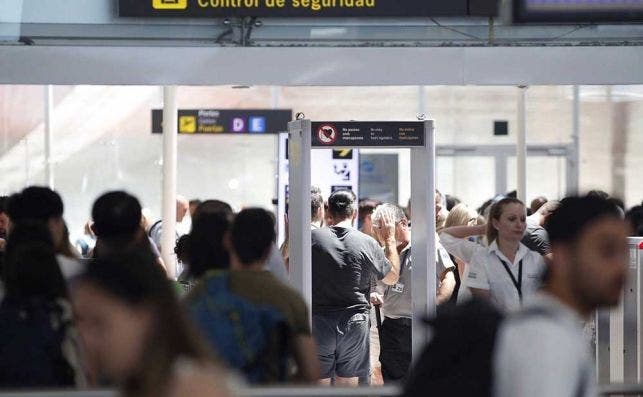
[317,124,337,145]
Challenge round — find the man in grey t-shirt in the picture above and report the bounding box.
[521,200,559,258]
[370,203,456,383]
[312,190,400,386]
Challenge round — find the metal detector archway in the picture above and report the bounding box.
[288,118,437,358]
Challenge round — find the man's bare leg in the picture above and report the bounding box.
[318,378,332,386]
[335,376,359,387]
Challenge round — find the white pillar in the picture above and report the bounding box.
[287,119,312,322]
[44,85,54,189]
[410,120,437,360]
[567,86,580,196]
[162,86,178,279]
[517,86,528,203]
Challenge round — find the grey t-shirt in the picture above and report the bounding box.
[383,242,455,319]
[311,226,392,314]
[521,219,550,256]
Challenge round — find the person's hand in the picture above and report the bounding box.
[168,360,232,397]
[370,292,384,306]
[0,238,6,252]
[374,208,396,244]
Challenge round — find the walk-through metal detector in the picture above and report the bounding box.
[597,237,643,384]
[288,118,437,358]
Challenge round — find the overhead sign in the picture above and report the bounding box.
[152,109,292,134]
[513,0,643,22]
[118,0,498,18]
[311,121,425,148]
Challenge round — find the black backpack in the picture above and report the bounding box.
[404,298,504,397]
[0,298,76,388]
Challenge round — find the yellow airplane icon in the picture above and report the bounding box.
[153,0,187,10]
[179,116,197,134]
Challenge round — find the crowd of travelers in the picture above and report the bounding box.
[0,184,640,397]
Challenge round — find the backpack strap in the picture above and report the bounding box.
[148,220,163,238]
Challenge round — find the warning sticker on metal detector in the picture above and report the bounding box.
[316,124,338,145]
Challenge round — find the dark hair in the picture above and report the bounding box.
[231,208,275,265]
[189,199,202,207]
[547,196,624,245]
[445,195,461,212]
[188,203,231,278]
[92,191,142,238]
[192,200,233,222]
[78,253,211,396]
[328,190,357,220]
[486,198,525,244]
[4,221,67,300]
[358,199,382,225]
[0,196,8,214]
[625,205,643,237]
[607,197,625,212]
[587,190,610,200]
[6,186,64,223]
[175,234,190,264]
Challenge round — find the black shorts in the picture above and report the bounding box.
[313,310,370,379]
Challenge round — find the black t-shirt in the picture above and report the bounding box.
[311,226,392,314]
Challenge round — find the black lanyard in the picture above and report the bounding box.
[498,257,523,302]
[399,248,411,278]
[385,249,410,297]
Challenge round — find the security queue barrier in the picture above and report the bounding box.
[597,237,643,384]
[0,383,642,397]
[0,386,401,397]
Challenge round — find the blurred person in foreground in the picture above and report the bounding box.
[370,203,455,383]
[494,196,628,397]
[312,190,400,386]
[0,196,8,241]
[187,208,317,383]
[7,186,82,279]
[91,191,164,269]
[233,208,318,381]
[0,222,86,388]
[186,200,233,283]
[625,204,643,236]
[72,252,232,397]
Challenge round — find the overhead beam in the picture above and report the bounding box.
[1,46,642,86]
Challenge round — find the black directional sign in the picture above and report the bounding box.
[152,109,292,135]
[119,0,497,18]
[312,122,425,148]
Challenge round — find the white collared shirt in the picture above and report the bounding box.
[439,233,546,313]
[493,293,595,397]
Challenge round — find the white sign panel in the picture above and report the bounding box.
[277,132,359,245]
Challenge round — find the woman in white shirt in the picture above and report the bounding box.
[443,203,483,304]
[439,198,546,312]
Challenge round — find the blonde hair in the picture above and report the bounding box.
[444,204,479,228]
